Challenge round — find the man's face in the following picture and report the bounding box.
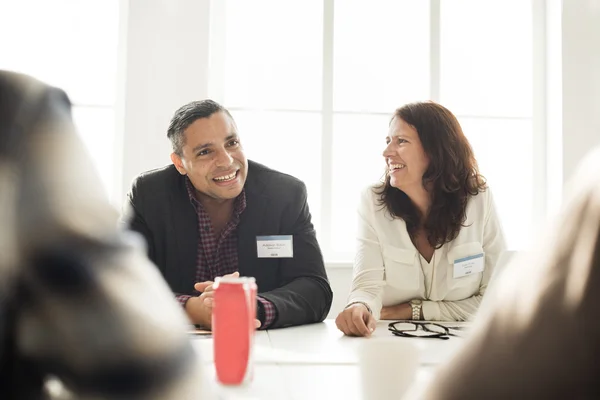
[171,111,248,203]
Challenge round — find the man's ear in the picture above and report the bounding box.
[170,153,187,175]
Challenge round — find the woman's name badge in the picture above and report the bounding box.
[453,253,484,278]
[256,235,293,258]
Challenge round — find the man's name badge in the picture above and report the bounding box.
[256,235,293,258]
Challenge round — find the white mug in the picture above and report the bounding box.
[358,338,419,400]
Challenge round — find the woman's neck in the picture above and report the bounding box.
[404,186,431,221]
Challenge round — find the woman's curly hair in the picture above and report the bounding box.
[376,101,487,248]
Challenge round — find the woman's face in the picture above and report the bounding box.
[383,117,430,192]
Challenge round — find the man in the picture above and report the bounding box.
[123,100,332,329]
[421,146,600,399]
[0,71,202,399]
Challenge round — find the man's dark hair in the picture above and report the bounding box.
[167,99,233,156]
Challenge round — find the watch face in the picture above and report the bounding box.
[411,299,423,306]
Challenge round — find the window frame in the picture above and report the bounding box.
[208,0,548,263]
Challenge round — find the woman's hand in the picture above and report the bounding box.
[335,303,377,337]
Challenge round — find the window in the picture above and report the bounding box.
[0,0,120,201]
[440,0,533,249]
[210,0,536,261]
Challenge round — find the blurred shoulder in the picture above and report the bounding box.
[0,70,44,93]
[0,70,71,126]
[0,70,69,105]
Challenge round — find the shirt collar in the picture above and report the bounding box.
[185,176,246,217]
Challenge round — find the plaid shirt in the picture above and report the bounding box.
[177,179,276,328]
[0,71,201,399]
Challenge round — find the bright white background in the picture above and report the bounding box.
[0,0,120,200]
[211,0,534,260]
[2,0,599,315]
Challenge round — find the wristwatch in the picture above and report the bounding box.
[409,299,422,320]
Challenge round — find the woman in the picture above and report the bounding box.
[335,101,506,337]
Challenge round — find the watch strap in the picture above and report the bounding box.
[410,302,422,320]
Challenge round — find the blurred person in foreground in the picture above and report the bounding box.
[122,100,332,330]
[421,147,600,399]
[336,101,506,337]
[0,70,202,399]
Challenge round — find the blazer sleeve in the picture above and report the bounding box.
[257,181,333,328]
[14,84,202,399]
[122,176,157,265]
[422,187,507,321]
[346,186,386,320]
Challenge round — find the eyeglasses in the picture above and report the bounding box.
[387,321,467,340]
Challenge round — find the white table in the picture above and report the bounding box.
[192,320,468,400]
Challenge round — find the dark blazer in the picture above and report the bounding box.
[124,161,333,328]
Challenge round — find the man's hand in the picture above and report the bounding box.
[335,303,376,337]
[194,271,240,308]
[184,295,212,328]
[189,272,261,330]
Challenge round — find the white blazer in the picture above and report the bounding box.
[347,185,507,321]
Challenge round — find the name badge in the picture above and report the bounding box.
[256,235,293,258]
[453,253,484,278]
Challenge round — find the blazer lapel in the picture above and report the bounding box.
[237,170,270,276]
[170,176,199,292]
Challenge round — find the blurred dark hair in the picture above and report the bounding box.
[375,101,486,248]
[167,99,234,156]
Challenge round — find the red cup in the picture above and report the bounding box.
[212,276,257,385]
